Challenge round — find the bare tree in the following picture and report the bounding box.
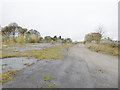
[96,26,104,37]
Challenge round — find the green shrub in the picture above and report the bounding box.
[51,40,56,44]
[16,35,25,43]
[83,41,87,44]
[44,76,52,81]
[9,38,14,44]
[25,34,38,43]
[38,37,43,43]
[31,34,38,43]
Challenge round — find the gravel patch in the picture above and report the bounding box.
[5,43,60,52]
[28,43,60,47]
[5,47,43,52]
[1,57,37,73]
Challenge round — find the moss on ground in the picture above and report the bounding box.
[2,64,7,66]
[1,44,72,84]
[2,51,27,58]
[25,44,71,61]
[47,85,56,88]
[2,44,72,60]
[44,76,52,81]
[2,43,39,48]
[24,63,33,66]
[0,70,19,83]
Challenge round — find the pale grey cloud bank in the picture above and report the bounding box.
[0,0,119,41]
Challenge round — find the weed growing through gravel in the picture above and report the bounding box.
[24,63,33,66]
[47,85,56,88]
[44,76,52,81]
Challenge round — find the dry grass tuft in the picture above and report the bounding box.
[87,43,119,57]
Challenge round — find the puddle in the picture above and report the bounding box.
[1,57,37,73]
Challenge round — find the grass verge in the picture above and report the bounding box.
[86,43,120,57]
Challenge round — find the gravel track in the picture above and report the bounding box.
[3,44,118,88]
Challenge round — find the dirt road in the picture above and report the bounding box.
[3,44,118,88]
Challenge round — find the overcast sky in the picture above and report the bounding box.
[0,0,119,41]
